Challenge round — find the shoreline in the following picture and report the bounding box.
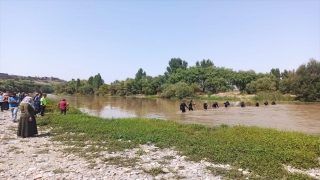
[0,110,223,179]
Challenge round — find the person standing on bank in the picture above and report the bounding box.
[17,96,38,138]
[58,99,69,115]
[8,93,20,122]
[0,91,4,112]
[33,93,41,116]
[40,94,47,116]
[180,101,189,113]
[3,91,9,110]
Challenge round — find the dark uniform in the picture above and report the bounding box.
[212,102,219,108]
[180,102,188,113]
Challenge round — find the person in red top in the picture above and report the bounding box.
[58,99,69,115]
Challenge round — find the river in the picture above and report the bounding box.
[48,95,320,134]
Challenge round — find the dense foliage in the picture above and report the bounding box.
[54,73,104,95]
[53,58,320,102]
[0,79,54,93]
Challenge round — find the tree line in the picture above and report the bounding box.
[54,73,104,95]
[54,58,319,102]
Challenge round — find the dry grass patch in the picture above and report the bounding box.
[103,156,139,167]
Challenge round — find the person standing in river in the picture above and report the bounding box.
[240,101,245,107]
[203,101,208,110]
[17,96,38,138]
[212,102,219,108]
[188,100,194,111]
[180,101,188,113]
[223,101,230,108]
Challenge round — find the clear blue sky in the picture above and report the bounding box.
[1,0,319,83]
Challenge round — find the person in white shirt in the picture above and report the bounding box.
[0,91,4,112]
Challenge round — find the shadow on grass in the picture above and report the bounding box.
[36,132,55,138]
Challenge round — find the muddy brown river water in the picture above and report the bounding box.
[49,95,320,134]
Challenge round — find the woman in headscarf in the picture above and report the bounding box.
[17,96,38,138]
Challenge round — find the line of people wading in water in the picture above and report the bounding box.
[0,91,69,138]
[180,100,276,113]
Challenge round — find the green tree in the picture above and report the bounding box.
[233,70,257,92]
[246,77,277,94]
[75,78,81,92]
[195,59,214,68]
[98,84,109,95]
[88,76,93,85]
[292,59,320,101]
[92,73,104,89]
[166,58,188,75]
[135,68,147,81]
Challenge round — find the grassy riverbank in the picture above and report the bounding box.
[37,99,320,179]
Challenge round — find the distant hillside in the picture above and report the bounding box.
[0,73,65,82]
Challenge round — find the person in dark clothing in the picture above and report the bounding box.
[17,96,38,138]
[255,101,259,107]
[203,101,208,110]
[264,101,269,105]
[271,101,276,105]
[188,100,194,111]
[180,101,188,113]
[223,101,230,108]
[212,102,219,108]
[240,101,245,107]
[19,92,25,102]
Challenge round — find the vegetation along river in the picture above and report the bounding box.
[49,94,320,134]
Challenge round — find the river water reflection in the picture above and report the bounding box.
[49,95,320,134]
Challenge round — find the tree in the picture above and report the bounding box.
[233,70,257,92]
[270,68,281,79]
[75,78,81,92]
[135,68,146,81]
[246,77,277,94]
[291,59,320,101]
[195,59,214,68]
[98,84,109,95]
[270,68,281,90]
[166,58,188,75]
[88,76,93,85]
[92,73,104,89]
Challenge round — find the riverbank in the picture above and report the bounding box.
[1,101,320,179]
[0,110,222,179]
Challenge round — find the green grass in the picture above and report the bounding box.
[37,99,320,179]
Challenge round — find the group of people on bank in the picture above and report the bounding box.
[180,100,276,113]
[0,91,70,138]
